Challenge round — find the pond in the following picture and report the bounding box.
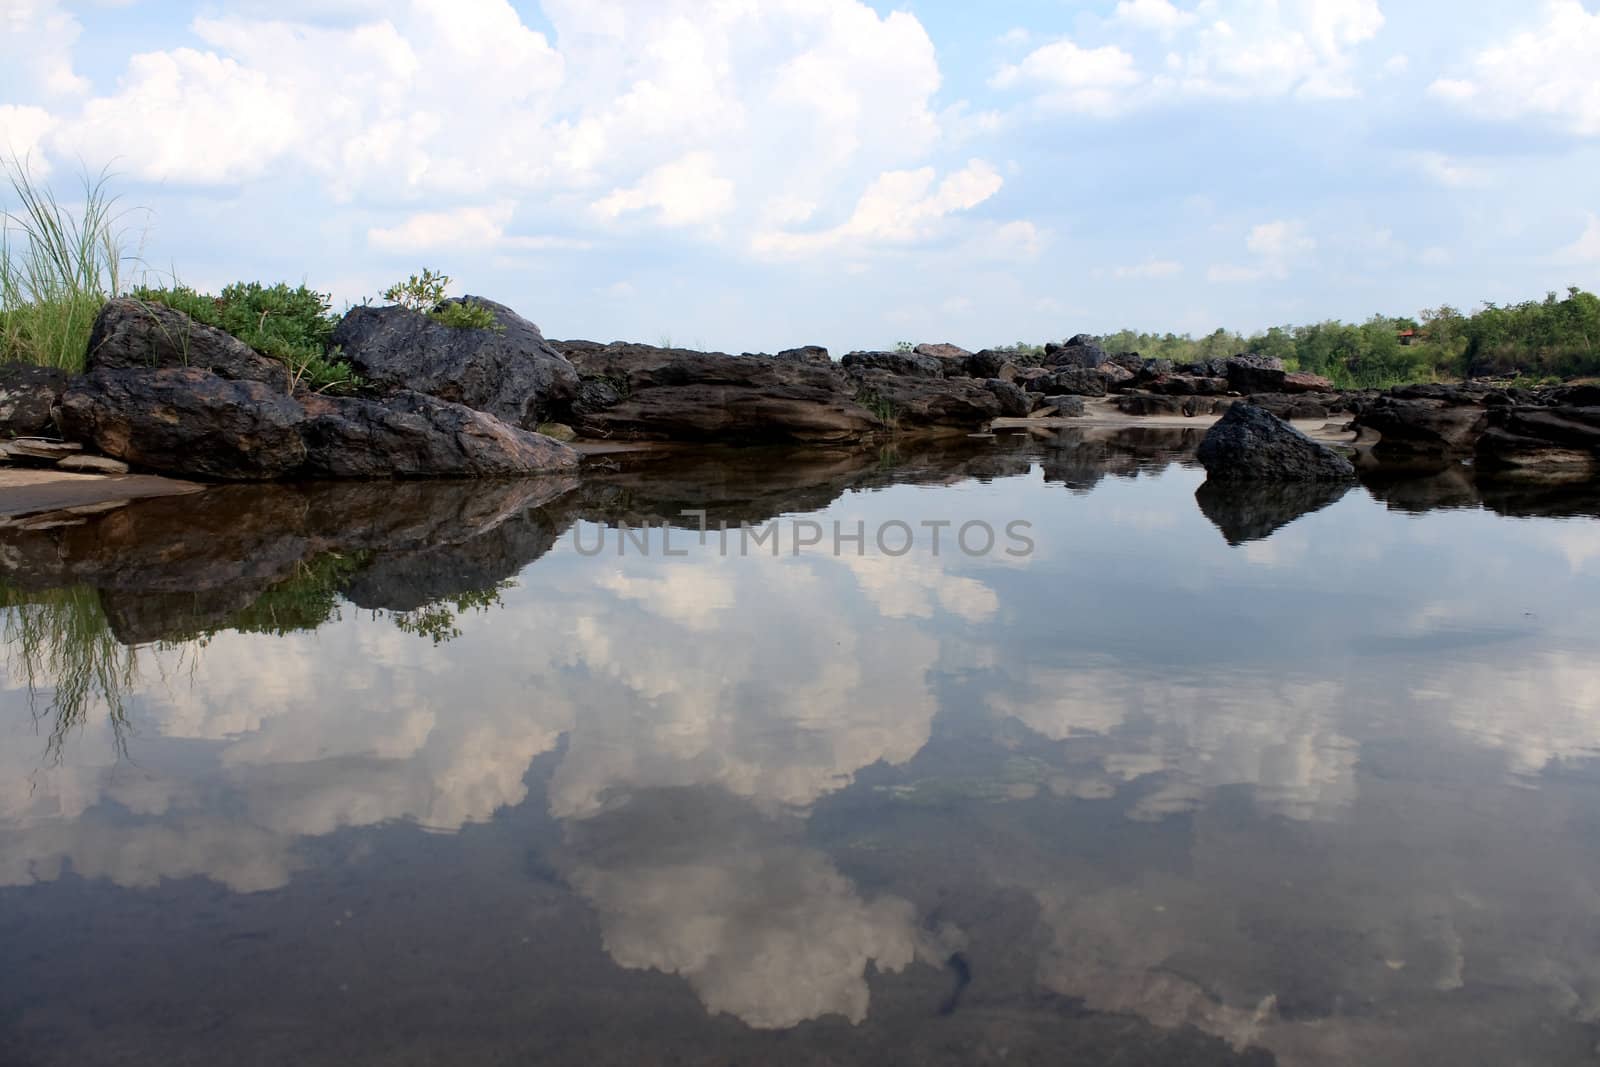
[4,428,1600,1065]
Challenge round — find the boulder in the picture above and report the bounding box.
[60,367,578,480]
[57,454,130,475]
[1282,371,1335,394]
[1244,393,1332,421]
[1146,374,1228,397]
[1223,355,1287,395]
[566,342,880,443]
[848,370,1009,431]
[1196,403,1355,482]
[1047,367,1109,397]
[963,349,1014,379]
[1043,340,1108,370]
[1036,395,1086,418]
[913,342,971,361]
[984,378,1032,418]
[1114,394,1225,417]
[0,363,68,437]
[1352,397,1487,456]
[774,345,832,366]
[332,297,580,429]
[86,297,291,390]
[840,350,946,378]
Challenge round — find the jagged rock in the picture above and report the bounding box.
[963,349,1014,379]
[1223,354,1287,394]
[984,379,1032,417]
[86,297,291,389]
[1196,403,1355,482]
[1043,340,1109,370]
[333,297,579,429]
[564,342,880,443]
[840,350,946,378]
[0,363,68,437]
[60,367,578,480]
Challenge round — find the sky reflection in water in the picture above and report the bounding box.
[4,431,1600,1065]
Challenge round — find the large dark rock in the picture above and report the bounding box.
[963,349,1014,379]
[60,367,578,480]
[87,297,290,390]
[333,297,579,429]
[848,369,1009,431]
[773,345,832,366]
[1352,397,1487,457]
[984,379,1032,417]
[840,350,946,378]
[1196,403,1355,482]
[0,363,68,437]
[1047,367,1109,397]
[563,342,879,443]
[1282,372,1335,394]
[1475,405,1600,476]
[1043,340,1108,370]
[1223,355,1287,395]
[1244,392,1333,421]
[1145,374,1229,397]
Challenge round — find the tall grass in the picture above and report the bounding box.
[0,159,131,373]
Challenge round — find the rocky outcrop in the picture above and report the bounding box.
[1282,371,1334,394]
[1114,394,1229,417]
[1196,403,1355,482]
[0,363,67,437]
[558,341,880,443]
[1223,355,1287,395]
[840,350,946,378]
[332,297,579,429]
[86,297,292,389]
[1475,405,1600,476]
[849,370,1016,431]
[1352,395,1487,457]
[1043,338,1109,370]
[60,367,578,480]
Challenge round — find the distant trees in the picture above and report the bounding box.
[1071,287,1600,388]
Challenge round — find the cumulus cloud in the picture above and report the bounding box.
[367,201,590,253]
[1558,212,1600,263]
[990,38,1142,115]
[0,0,88,99]
[1208,219,1316,283]
[1114,0,1198,35]
[1427,1,1600,136]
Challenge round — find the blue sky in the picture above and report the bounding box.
[3,0,1598,354]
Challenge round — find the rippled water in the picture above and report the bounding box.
[4,428,1600,1065]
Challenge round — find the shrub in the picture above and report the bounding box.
[382,268,501,331]
[132,281,363,394]
[429,300,500,330]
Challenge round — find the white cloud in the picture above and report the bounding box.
[1209,219,1315,283]
[0,0,88,99]
[1559,212,1600,263]
[368,201,590,253]
[991,38,1142,115]
[752,159,1003,258]
[0,105,55,170]
[1107,259,1184,280]
[1412,151,1490,189]
[592,152,736,227]
[1113,0,1197,36]
[1427,1,1600,136]
[1158,0,1385,100]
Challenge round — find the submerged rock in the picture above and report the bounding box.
[333,297,579,430]
[0,363,68,438]
[60,367,578,480]
[1196,403,1355,482]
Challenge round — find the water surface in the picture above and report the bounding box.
[4,428,1600,1065]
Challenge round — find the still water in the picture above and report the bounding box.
[4,428,1600,1065]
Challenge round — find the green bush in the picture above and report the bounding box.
[132,281,362,394]
[429,300,500,330]
[382,267,501,331]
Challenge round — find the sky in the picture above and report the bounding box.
[2,0,1598,355]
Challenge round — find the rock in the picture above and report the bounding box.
[1223,355,1287,395]
[86,297,291,390]
[840,350,946,378]
[0,363,68,437]
[774,345,832,365]
[1282,371,1335,394]
[567,342,880,443]
[333,297,580,429]
[535,422,578,442]
[963,350,1014,379]
[1474,427,1598,477]
[1196,403,1355,482]
[57,454,130,475]
[1195,479,1352,544]
[984,379,1032,418]
[1047,367,1109,397]
[848,370,1010,431]
[913,342,971,360]
[60,367,578,480]
[1352,397,1487,457]
[1114,394,1188,417]
[1038,395,1086,418]
[1146,375,1229,397]
[1244,393,1332,421]
[1014,367,1054,388]
[1,438,82,462]
[1099,362,1135,388]
[1043,341,1109,370]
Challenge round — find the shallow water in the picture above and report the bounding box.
[4,428,1600,1065]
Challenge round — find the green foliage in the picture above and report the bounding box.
[0,159,130,372]
[855,386,898,427]
[132,281,363,394]
[391,584,510,645]
[893,340,914,353]
[383,268,450,312]
[430,300,501,331]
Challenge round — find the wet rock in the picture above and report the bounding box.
[86,297,291,390]
[1196,479,1353,544]
[333,297,579,430]
[566,342,880,443]
[60,367,579,480]
[0,363,68,437]
[1196,403,1355,482]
